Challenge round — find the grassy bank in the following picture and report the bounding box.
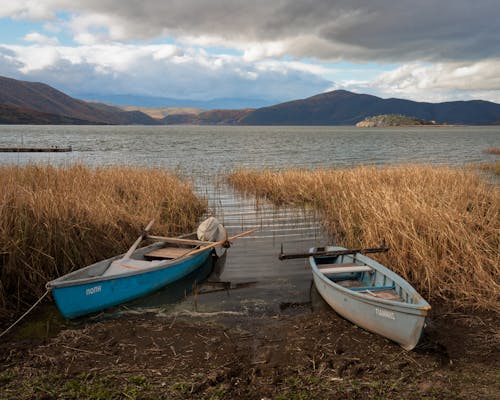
[227,165,499,312]
[0,164,207,320]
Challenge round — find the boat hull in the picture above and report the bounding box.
[312,273,426,350]
[310,247,429,350]
[50,249,211,318]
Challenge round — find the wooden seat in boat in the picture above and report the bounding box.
[318,262,372,274]
[144,247,192,260]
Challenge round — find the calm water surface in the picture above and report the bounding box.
[1,125,498,318]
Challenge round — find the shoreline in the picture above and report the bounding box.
[1,305,498,399]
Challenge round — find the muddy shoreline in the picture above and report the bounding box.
[1,302,498,400]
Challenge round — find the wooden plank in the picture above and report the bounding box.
[320,265,372,274]
[145,247,194,259]
[318,263,358,269]
[279,246,389,260]
[0,146,72,152]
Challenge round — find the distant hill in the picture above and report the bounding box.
[2,75,500,126]
[162,109,253,125]
[76,93,274,109]
[120,106,204,119]
[240,90,500,125]
[0,103,98,124]
[355,114,437,127]
[0,76,159,125]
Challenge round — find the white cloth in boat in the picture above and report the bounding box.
[104,258,165,276]
[197,217,226,242]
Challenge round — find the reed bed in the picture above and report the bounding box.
[483,147,500,155]
[480,160,500,176]
[0,164,207,319]
[228,165,500,312]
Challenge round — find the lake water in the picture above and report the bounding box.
[1,125,499,174]
[1,125,499,318]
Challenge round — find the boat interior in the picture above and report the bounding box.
[142,236,208,261]
[314,251,409,303]
[56,236,212,282]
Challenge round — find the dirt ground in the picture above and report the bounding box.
[0,304,498,400]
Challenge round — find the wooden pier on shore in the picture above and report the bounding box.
[0,146,72,153]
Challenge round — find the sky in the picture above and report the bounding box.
[1,0,500,105]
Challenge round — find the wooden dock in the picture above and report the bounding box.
[0,146,72,153]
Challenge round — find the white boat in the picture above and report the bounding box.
[309,246,431,350]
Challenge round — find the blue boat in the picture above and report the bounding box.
[46,239,214,318]
[47,217,255,319]
[309,246,431,350]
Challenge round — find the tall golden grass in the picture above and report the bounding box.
[480,160,500,176]
[228,165,500,312]
[0,164,207,319]
[483,147,500,155]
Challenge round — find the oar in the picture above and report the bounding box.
[123,219,155,259]
[182,228,257,257]
[279,245,389,260]
[146,235,211,246]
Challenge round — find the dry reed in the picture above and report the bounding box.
[479,160,500,176]
[483,147,500,155]
[228,165,500,312]
[0,164,207,319]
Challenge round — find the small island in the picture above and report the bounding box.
[356,114,438,127]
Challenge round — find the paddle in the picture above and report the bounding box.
[279,245,389,260]
[181,228,257,257]
[146,235,211,246]
[123,219,155,259]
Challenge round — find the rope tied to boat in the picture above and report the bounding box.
[0,289,50,339]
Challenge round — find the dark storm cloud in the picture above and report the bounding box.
[59,0,500,61]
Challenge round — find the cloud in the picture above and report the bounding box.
[0,43,330,101]
[3,1,499,62]
[0,1,59,20]
[2,1,500,103]
[333,60,500,103]
[23,31,59,45]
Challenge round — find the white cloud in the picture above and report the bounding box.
[376,61,500,92]
[0,43,330,101]
[2,1,500,103]
[333,60,500,103]
[0,0,60,20]
[23,31,59,45]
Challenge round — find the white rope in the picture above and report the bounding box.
[0,289,50,339]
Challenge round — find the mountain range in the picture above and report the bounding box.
[1,75,500,125]
[75,93,274,110]
[238,90,500,125]
[0,76,159,125]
